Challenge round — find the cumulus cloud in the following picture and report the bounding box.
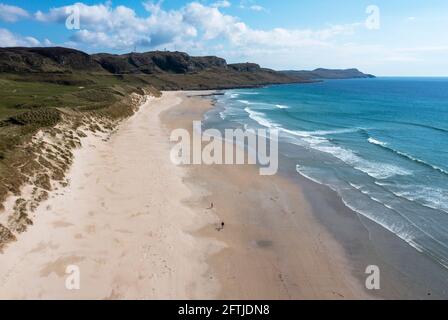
[34,1,196,50]
[35,2,138,31]
[0,3,30,22]
[30,1,361,54]
[2,1,445,75]
[176,2,357,48]
[0,28,40,46]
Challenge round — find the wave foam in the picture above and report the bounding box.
[368,137,387,147]
[315,143,411,179]
[376,182,448,214]
[243,107,412,180]
[368,136,448,176]
[238,92,260,95]
[244,107,278,129]
[288,130,412,179]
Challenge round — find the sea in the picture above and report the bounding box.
[203,77,448,270]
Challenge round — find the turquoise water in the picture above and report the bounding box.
[206,78,448,269]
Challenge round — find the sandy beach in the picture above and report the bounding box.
[0,91,371,299]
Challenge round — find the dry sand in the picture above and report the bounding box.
[0,91,371,299]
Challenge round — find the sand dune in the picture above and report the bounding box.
[0,92,370,299]
[0,93,223,299]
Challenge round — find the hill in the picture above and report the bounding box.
[0,47,298,89]
[0,46,375,249]
[0,47,103,73]
[281,68,375,80]
[0,47,301,214]
[92,51,228,74]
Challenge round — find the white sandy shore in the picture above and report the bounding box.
[0,91,370,299]
[0,92,223,299]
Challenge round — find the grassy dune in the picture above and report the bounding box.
[0,72,159,243]
[0,47,299,250]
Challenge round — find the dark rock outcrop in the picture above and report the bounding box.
[92,51,228,74]
[228,63,261,72]
[0,47,300,89]
[0,47,103,73]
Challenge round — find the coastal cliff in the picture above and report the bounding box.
[0,47,298,89]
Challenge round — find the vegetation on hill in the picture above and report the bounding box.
[0,46,303,249]
[280,68,375,80]
[0,46,375,250]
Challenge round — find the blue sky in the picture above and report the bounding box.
[1,0,447,76]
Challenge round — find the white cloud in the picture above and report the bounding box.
[0,28,40,46]
[181,2,358,48]
[0,3,29,22]
[212,0,231,8]
[239,0,267,12]
[35,2,135,31]
[183,2,244,40]
[43,38,53,46]
[31,1,357,51]
[34,1,197,50]
[1,1,445,75]
[249,5,265,12]
[396,45,448,54]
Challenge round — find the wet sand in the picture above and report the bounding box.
[162,92,448,300]
[161,92,371,299]
[0,91,377,299]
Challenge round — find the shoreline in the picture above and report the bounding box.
[161,92,372,299]
[2,90,440,299]
[298,170,448,299]
[202,89,448,299]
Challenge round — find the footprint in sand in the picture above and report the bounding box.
[130,212,146,218]
[29,241,60,254]
[105,288,122,300]
[105,185,118,195]
[85,225,96,234]
[115,229,132,234]
[40,255,85,277]
[52,221,74,228]
[253,240,273,249]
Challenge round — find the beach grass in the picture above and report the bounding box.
[0,72,159,213]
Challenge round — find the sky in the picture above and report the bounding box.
[0,0,447,76]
